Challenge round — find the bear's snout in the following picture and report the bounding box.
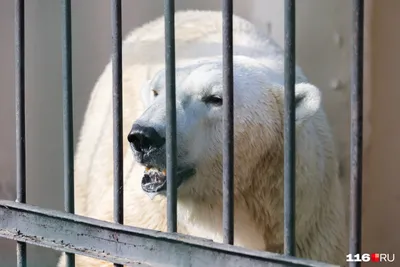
[128,124,165,154]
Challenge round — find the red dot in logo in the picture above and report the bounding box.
[371,253,380,262]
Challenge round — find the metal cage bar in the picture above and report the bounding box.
[111,0,124,227]
[61,0,75,266]
[222,0,235,245]
[349,0,364,267]
[15,0,27,266]
[0,201,338,267]
[283,0,296,256]
[111,1,124,267]
[164,0,178,233]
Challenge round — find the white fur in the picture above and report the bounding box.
[58,10,346,267]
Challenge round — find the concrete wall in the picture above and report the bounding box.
[0,0,397,266]
[362,1,400,265]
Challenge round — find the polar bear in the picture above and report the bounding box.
[58,10,346,267]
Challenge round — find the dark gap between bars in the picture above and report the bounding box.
[61,0,75,266]
[283,0,296,257]
[111,0,124,267]
[222,0,235,245]
[349,0,364,267]
[164,0,178,233]
[15,0,27,266]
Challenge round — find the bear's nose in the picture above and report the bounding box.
[127,124,165,153]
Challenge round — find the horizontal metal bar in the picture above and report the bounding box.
[0,201,337,267]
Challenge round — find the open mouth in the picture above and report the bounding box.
[141,167,167,193]
[141,166,196,197]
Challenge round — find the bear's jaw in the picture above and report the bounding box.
[141,166,196,200]
[141,167,167,197]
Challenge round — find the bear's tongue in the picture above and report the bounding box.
[141,168,167,199]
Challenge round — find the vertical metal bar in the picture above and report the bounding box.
[164,0,178,233]
[61,0,75,266]
[15,0,27,266]
[283,0,296,257]
[111,1,124,266]
[222,0,234,245]
[349,1,364,267]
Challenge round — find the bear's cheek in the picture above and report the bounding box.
[185,125,221,161]
[179,167,222,197]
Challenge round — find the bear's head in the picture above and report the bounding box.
[127,55,321,200]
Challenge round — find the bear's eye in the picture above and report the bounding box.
[202,95,223,106]
[152,89,159,97]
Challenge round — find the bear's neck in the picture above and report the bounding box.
[175,148,284,250]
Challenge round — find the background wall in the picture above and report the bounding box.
[0,0,397,266]
[362,0,400,262]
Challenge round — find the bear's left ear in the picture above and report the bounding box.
[294,83,321,125]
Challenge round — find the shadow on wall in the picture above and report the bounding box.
[0,1,250,266]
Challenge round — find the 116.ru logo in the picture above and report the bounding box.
[346,253,395,263]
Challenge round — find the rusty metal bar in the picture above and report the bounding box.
[283,0,296,257]
[61,0,75,265]
[14,0,27,266]
[111,1,124,266]
[164,0,178,233]
[0,201,338,267]
[349,0,364,267]
[222,0,234,245]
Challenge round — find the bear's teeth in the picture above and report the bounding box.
[144,167,165,175]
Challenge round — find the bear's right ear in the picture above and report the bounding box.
[140,79,152,107]
[294,83,321,126]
